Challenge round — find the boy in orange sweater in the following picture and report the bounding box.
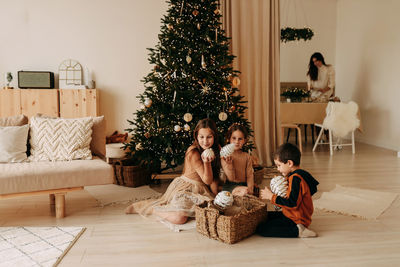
[257,143,319,238]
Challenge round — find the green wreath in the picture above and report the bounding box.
[281,27,314,43]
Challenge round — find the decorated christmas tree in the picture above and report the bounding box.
[125,0,254,173]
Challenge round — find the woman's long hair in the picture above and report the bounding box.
[307,52,326,81]
[186,118,221,182]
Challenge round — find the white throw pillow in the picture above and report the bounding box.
[0,125,29,163]
[29,117,93,161]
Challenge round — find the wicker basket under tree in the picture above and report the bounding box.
[112,159,151,187]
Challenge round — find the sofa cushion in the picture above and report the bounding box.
[0,125,29,163]
[35,114,106,158]
[29,117,93,161]
[0,157,114,195]
[0,114,28,126]
[90,116,106,158]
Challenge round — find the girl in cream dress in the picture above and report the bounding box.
[125,118,220,229]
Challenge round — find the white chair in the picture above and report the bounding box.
[312,101,360,156]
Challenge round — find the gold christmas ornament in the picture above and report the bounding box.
[186,55,192,64]
[232,77,241,87]
[135,143,143,150]
[192,10,199,16]
[167,24,174,30]
[144,132,150,138]
[144,99,152,108]
[201,84,210,94]
[197,23,201,30]
[174,125,181,132]
[184,123,190,131]
[218,112,228,121]
[214,9,221,15]
[201,55,206,69]
[183,113,193,122]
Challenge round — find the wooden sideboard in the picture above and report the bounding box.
[0,89,99,118]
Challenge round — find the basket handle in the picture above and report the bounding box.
[205,207,222,242]
[112,159,124,185]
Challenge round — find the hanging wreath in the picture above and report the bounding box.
[280,27,314,43]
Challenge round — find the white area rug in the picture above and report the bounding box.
[85,184,162,206]
[314,184,398,219]
[0,227,85,267]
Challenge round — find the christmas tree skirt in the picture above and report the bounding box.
[85,184,162,207]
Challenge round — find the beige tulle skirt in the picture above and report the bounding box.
[133,176,214,218]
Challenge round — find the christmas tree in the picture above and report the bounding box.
[125,0,254,173]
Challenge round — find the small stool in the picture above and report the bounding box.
[281,123,302,152]
[105,143,125,163]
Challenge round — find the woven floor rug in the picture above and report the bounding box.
[314,184,398,219]
[0,226,85,267]
[85,184,162,206]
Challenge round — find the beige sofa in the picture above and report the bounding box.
[0,115,114,218]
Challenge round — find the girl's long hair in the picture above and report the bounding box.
[186,118,220,181]
[307,52,326,81]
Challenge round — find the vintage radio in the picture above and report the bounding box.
[18,71,55,89]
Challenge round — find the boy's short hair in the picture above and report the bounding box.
[274,143,301,166]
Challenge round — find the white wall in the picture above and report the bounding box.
[0,0,167,134]
[280,0,337,82]
[336,0,400,151]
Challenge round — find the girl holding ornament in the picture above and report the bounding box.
[125,118,221,229]
[220,123,255,196]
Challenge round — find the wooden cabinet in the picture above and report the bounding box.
[60,89,98,118]
[0,89,99,118]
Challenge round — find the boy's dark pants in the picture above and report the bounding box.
[256,211,299,238]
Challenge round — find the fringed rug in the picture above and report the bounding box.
[314,184,398,219]
[0,227,85,267]
[85,184,162,206]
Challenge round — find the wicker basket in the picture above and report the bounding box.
[113,159,150,187]
[195,195,267,244]
[254,167,264,185]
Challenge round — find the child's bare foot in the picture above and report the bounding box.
[125,204,137,214]
[297,224,317,238]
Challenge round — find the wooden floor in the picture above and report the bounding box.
[1,142,400,266]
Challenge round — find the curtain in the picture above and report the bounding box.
[221,0,281,166]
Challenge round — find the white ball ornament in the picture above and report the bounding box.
[220,143,235,158]
[183,113,193,122]
[270,176,288,197]
[218,112,228,121]
[184,124,190,131]
[144,99,152,108]
[214,191,234,209]
[174,125,181,132]
[201,148,214,159]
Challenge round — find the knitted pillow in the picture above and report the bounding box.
[29,117,93,161]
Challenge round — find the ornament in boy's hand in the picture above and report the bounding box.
[270,176,288,197]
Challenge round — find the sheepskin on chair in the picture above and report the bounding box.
[322,101,360,138]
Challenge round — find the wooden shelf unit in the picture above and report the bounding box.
[0,88,99,118]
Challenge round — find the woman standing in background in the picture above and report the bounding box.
[307,52,335,102]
